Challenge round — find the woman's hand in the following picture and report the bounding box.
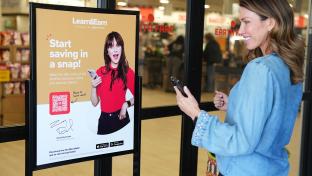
[213,90,228,111]
[90,77,101,106]
[174,86,200,121]
[91,76,102,88]
[119,102,128,120]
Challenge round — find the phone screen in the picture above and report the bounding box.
[88,70,98,79]
[170,76,187,97]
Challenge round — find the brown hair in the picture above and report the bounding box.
[103,31,129,90]
[205,33,215,42]
[239,0,305,84]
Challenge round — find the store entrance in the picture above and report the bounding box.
[1,0,312,176]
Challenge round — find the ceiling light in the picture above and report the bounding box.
[160,0,169,4]
[205,4,210,9]
[289,3,293,7]
[304,14,309,19]
[158,6,165,11]
[117,1,127,6]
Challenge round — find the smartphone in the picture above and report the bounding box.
[170,76,187,97]
[87,69,98,79]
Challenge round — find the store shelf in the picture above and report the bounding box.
[0,46,10,50]
[0,45,29,49]
[19,61,30,65]
[2,13,29,17]
[16,45,29,49]
[2,94,24,97]
[0,43,29,125]
[0,61,10,65]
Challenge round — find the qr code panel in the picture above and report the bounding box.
[49,92,70,115]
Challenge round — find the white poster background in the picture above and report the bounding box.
[37,91,134,165]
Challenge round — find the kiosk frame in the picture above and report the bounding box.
[27,3,141,176]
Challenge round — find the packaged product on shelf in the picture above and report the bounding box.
[15,49,22,62]
[1,50,10,62]
[21,32,29,46]
[9,63,21,80]
[21,64,30,79]
[1,31,13,46]
[21,49,30,62]
[0,64,10,82]
[0,64,7,70]
[13,32,22,45]
[13,82,21,94]
[21,82,25,94]
[4,83,14,95]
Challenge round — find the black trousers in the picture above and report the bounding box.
[97,110,130,135]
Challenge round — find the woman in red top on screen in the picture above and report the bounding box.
[90,31,135,135]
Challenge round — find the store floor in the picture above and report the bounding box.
[0,88,301,176]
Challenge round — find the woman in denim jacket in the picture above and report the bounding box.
[174,0,304,175]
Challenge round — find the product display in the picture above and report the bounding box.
[10,63,21,79]
[21,49,30,62]
[1,50,10,62]
[13,32,22,45]
[21,65,30,79]
[13,82,21,94]
[0,31,29,46]
[1,32,13,46]
[21,32,30,46]
[0,31,30,125]
[15,50,22,62]
[4,83,14,95]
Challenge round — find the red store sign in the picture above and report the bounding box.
[140,23,174,33]
[139,7,175,33]
[215,21,238,37]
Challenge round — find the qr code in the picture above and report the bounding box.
[49,92,70,115]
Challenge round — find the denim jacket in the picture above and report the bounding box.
[192,53,302,176]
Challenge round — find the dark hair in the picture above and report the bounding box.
[175,35,185,44]
[103,31,129,90]
[205,33,215,42]
[240,0,305,84]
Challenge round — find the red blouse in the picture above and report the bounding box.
[96,66,135,112]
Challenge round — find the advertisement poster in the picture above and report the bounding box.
[34,6,137,166]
